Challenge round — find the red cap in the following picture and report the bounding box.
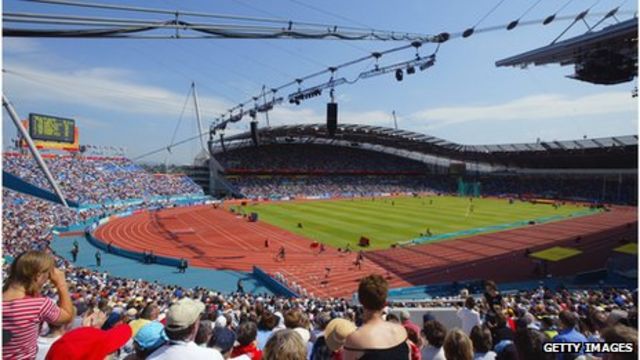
[45,324,132,360]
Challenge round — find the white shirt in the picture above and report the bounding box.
[457,307,482,335]
[36,336,61,360]
[474,351,497,360]
[421,345,446,360]
[147,340,224,360]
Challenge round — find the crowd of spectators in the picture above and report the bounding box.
[3,254,637,360]
[215,144,636,204]
[478,175,637,205]
[228,174,637,205]
[2,190,78,257]
[3,187,184,263]
[217,144,431,174]
[3,152,203,204]
[229,176,450,199]
[1,150,209,265]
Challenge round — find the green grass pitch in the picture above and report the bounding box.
[241,196,586,250]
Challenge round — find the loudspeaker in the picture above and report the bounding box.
[250,121,259,146]
[327,102,337,137]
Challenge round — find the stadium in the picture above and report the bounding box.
[2,1,638,360]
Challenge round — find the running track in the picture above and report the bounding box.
[94,205,409,298]
[94,205,637,298]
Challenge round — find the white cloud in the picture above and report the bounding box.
[269,106,323,125]
[73,115,108,129]
[3,38,43,54]
[268,106,393,128]
[3,63,231,119]
[408,92,636,130]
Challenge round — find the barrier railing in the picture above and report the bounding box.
[252,266,299,298]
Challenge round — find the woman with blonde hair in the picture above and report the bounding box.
[263,329,307,360]
[3,251,73,359]
[443,328,473,360]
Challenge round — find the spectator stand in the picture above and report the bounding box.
[3,170,79,207]
[384,274,637,304]
[77,194,212,211]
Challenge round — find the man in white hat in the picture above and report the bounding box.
[147,298,223,360]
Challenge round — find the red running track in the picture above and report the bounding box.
[365,206,638,285]
[95,205,637,298]
[94,205,411,298]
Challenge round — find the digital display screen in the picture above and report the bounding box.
[29,113,75,144]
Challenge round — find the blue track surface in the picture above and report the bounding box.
[51,234,273,295]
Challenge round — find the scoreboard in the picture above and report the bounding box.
[29,113,76,144]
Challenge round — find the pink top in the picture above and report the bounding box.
[3,296,61,359]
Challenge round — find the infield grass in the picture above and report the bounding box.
[238,196,589,250]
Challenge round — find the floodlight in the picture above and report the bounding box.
[395,69,403,81]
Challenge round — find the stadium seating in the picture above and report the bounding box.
[217,143,431,174]
[1,150,637,360]
[3,152,203,204]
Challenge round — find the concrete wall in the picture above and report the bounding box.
[389,307,462,331]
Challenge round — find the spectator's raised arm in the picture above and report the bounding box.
[48,267,74,326]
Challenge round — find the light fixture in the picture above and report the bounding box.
[435,32,450,43]
[419,57,436,71]
[543,14,555,25]
[228,113,243,123]
[360,57,436,80]
[286,78,346,105]
[395,69,403,81]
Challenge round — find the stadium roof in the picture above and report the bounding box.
[461,135,638,152]
[219,123,638,169]
[223,123,636,152]
[496,18,638,85]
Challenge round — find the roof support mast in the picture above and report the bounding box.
[3,94,69,207]
[191,82,208,155]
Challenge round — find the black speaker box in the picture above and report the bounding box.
[250,121,259,146]
[327,102,338,137]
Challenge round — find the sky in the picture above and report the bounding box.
[3,0,638,164]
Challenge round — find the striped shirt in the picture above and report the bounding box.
[3,296,61,360]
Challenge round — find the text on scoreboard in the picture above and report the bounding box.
[29,113,76,144]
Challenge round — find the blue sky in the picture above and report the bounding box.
[3,0,638,164]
